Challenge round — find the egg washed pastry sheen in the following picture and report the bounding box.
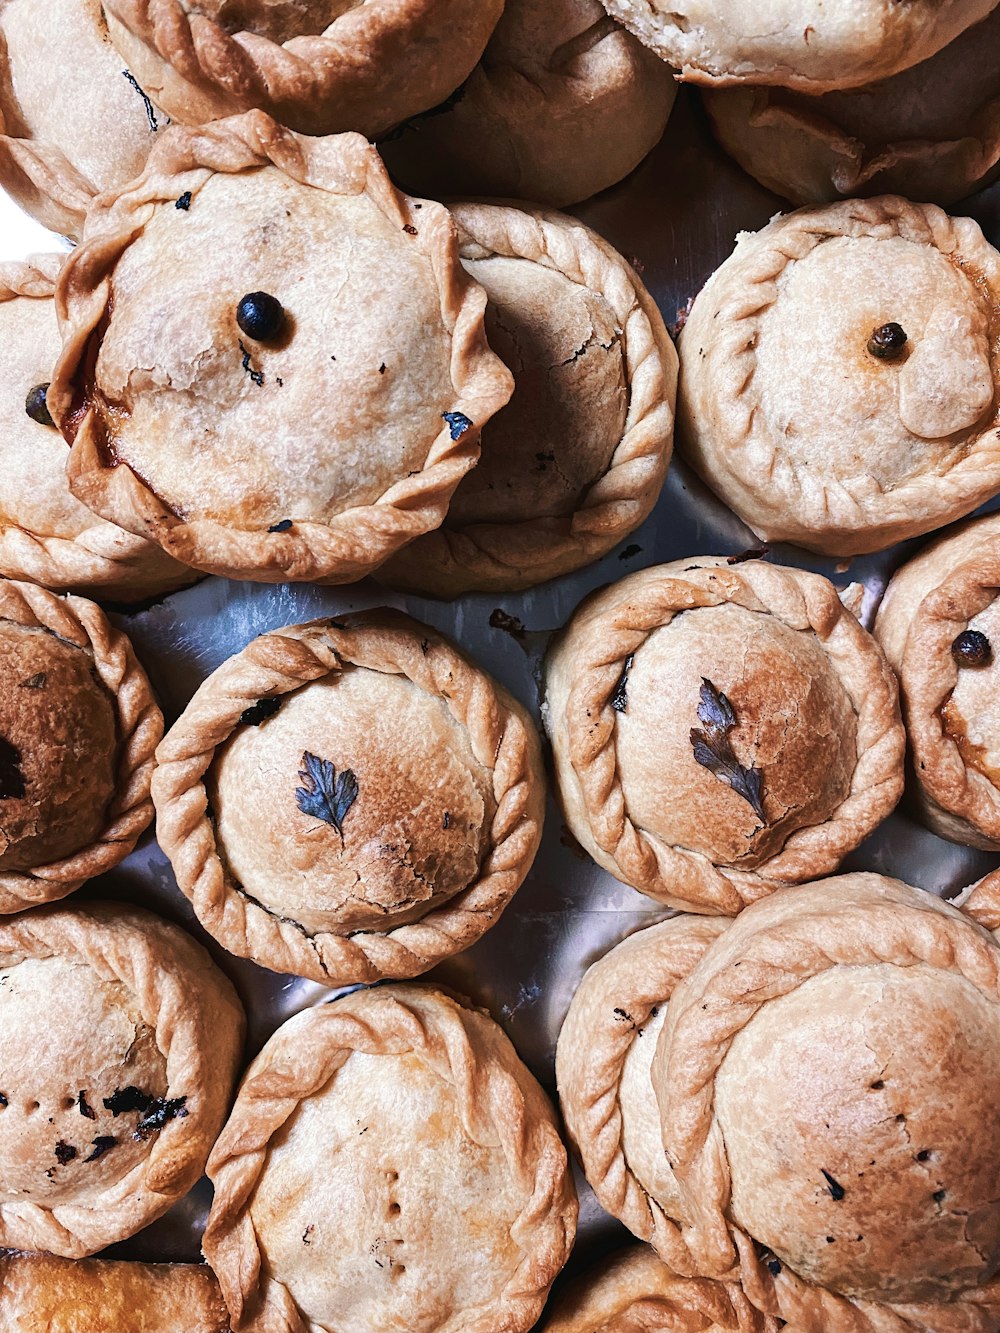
[544,558,903,914]
[0,256,191,600]
[0,900,244,1258]
[204,984,577,1333]
[50,112,513,585]
[702,5,1000,208]
[100,0,503,137]
[599,0,999,92]
[557,874,1000,1331]
[0,1253,230,1333]
[0,0,166,240]
[380,203,677,597]
[152,609,545,984]
[678,197,1000,557]
[0,578,162,912]
[379,0,676,209]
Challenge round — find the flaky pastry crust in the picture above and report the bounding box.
[49,112,513,585]
[544,558,903,914]
[0,900,244,1257]
[152,609,545,985]
[380,202,677,596]
[204,984,577,1333]
[678,197,1000,556]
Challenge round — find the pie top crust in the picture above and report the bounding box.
[380,0,676,210]
[0,577,163,912]
[0,1253,230,1333]
[101,0,503,138]
[874,511,1000,850]
[152,609,546,985]
[557,873,1000,1331]
[678,197,1000,556]
[49,112,513,585]
[599,0,999,93]
[0,899,244,1258]
[203,983,577,1333]
[379,202,677,597]
[543,558,903,913]
[0,256,191,601]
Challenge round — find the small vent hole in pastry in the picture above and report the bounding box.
[391,1264,406,1279]
[388,1202,401,1216]
[62,1096,76,1109]
[385,1170,399,1183]
[666,11,691,31]
[26,1100,40,1113]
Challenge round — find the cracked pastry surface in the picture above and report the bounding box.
[0,900,244,1258]
[379,203,676,596]
[0,257,191,600]
[101,0,503,138]
[380,0,676,209]
[703,6,1000,207]
[557,873,1000,1331]
[50,112,513,585]
[599,0,999,92]
[678,197,1000,557]
[152,609,545,984]
[203,984,576,1333]
[543,558,903,914]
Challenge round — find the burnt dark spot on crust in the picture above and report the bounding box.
[822,1169,845,1201]
[84,1136,117,1162]
[442,811,450,829]
[122,70,159,131]
[442,411,473,440]
[103,1086,153,1117]
[175,191,192,211]
[133,1097,189,1141]
[238,340,265,387]
[20,673,46,689]
[241,697,282,727]
[403,224,418,235]
[78,1091,96,1120]
[727,546,769,565]
[0,738,26,799]
[54,1141,77,1165]
[268,519,293,534]
[611,654,633,715]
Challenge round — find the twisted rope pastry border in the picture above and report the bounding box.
[0,900,244,1257]
[380,202,677,597]
[556,559,903,913]
[0,93,94,240]
[49,112,512,586]
[204,984,576,1333]
[677,196,1000,555]
[0,578,163,912]
[152,608,545,985]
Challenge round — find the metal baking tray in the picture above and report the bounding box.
[3,85,1000,1275]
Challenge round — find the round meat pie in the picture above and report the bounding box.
[558,873,1000,1331]
[204,983,577,1333]
[0,900,244,1257]
[380,0,677,209]
[678,197,1000,556]
[101,0,503,138]
[152,610,545,985]
[0,577,162,913]
[0,256,191,601]
[49,113,513,585]
[544,558,903,914]
[379,203,677,597]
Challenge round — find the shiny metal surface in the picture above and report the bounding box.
[3,86,1000,1272]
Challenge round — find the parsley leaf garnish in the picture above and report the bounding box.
[296,752,358,838]
[689,678,766,823]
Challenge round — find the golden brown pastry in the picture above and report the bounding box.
[49,113,513,585]
[204,983,577,1333]
[557,873,1000,1331]
[544,558,903,914]
[379,203,677,596]
[0,577,162,912]
[100,0,503,138]
[0,900,244,1258]
[599,0,998,92]
[380,0,676,209]
[0,256,191,600]
[678,197,1000,557]
[152,609,545,984]
[0,0,165,239]
[874,511,1000,850]
[0,1252,231,1333]
[703,7,1000,208]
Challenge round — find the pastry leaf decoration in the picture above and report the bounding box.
[689,678,766,824]
[296,751,358,838]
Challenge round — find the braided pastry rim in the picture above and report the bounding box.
[49,112,513,586]
[0,577,163,912]
[0,116,95,241]
[203,983,577,1333]
[676,196,1000,557]
[151,607,546,985]
[379,201,677,597]
[0,899,244,1257]
[547,558,904,914]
